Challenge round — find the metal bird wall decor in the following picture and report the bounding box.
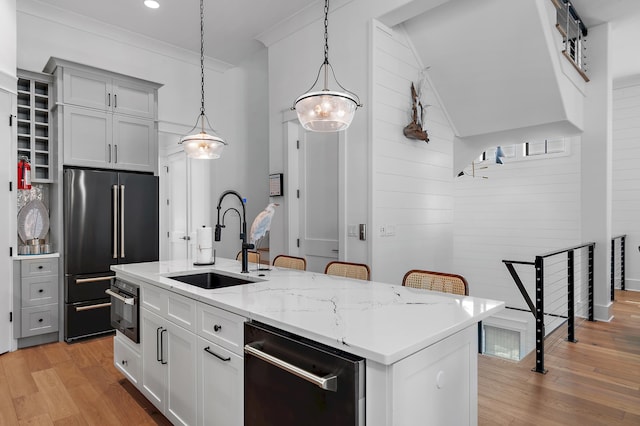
[249,203,279,247]
[403,82,429,142]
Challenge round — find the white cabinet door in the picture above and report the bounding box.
[112,78,156,119]
[63,105,111,168]
[62,67,110,111]
[113,115,156,172]
[196,336,243,426]
[114,333,142,388]
[391,325,477,426]
[165,321,198,426]
[141,308,166,410]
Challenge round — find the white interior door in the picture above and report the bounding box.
[0,89,14,354]
[299,130,339,273]
[166,151,188,260]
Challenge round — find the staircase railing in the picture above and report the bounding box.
[551,0,589,81]
[503,242,595,374]
[611,235,627,300]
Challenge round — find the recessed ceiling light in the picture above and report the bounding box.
[144,0,160,9]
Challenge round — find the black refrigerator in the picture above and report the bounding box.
[63,168,158,342]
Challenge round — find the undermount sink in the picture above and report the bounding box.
[169,272,253,290]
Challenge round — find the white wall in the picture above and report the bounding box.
[16,0,269,261]
[266,0,444,267]
[580,23,613,320]
[370,20,454,284]
[211,49,270,259]
[453,141,582,306]
[0,0,17,86]
[267,0,370,265]
[613,75,640,291]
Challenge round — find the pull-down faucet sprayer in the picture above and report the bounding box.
[215,190,254,273]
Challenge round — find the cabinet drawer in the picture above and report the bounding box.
[21,304,59,337]
[167,291,196,332]
[114,334,141,387]
[21,275,58,307]
[141,284,164,314]
[197,304,246,355]
[21,258,58,277]
[142,285,196,332]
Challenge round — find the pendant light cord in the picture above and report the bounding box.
[200,0,206,126]
[323,0,329,65]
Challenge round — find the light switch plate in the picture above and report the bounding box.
[359,224,366,241]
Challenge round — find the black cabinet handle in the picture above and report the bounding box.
[38,266,43,269]
[160,329,168,365]
[214,324,222,332]
[38,289,44,293]
[38,318,43,323]
[204,346,230,362]
[122,360,128,366]
[156,326,162,362]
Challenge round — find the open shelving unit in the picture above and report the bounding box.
[17,70,53,182]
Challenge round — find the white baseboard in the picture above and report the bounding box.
[622,279,640,292]
[594,302,613,322]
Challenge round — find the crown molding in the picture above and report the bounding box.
[18,0,233,73]
[0,70,17,94]
[256,0,353,48]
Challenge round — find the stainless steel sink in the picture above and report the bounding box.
[169,272,253,290]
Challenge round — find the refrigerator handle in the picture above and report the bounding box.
[113,185,118,259]
[120,185,125,259]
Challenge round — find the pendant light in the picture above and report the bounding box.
[179,0,227,159]
[292,0,362,132]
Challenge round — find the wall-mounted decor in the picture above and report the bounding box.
[269,173,283,197]
[403,82,429,142]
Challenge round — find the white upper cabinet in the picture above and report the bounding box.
[62,67,156,119]
[44,57,162,173]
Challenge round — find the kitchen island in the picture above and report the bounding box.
[112,258,504,426]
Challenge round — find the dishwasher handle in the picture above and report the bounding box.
[244,342,338,392]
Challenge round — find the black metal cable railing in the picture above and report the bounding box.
[503,242,595,374]
[610,235,626,300]
[553,0,589,81]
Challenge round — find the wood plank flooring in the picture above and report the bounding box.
[0,335,170,425]
[0,290,638,425]
[479,290,640,426]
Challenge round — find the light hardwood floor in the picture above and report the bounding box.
[1,290,638,425]
[0,334,170,425]
[479,290,640,425]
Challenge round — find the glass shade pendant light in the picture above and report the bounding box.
[179,0,227,159]
[292,0,362,132]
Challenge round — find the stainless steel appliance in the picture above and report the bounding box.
[64,168,158,342]
[244,322,365,426]
[106,278,140,343]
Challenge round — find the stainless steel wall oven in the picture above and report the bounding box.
[106,279,139,343]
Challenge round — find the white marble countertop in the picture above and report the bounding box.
[112,258,505,365]
[14,252,60,260]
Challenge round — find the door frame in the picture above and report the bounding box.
[1,87,15,353]
[283,111,346,261]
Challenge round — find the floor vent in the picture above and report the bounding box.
[483,325,521,361]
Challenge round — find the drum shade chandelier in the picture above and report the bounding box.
[292,0,362,132]
[179,0,227,159]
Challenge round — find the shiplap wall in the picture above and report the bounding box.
[452,141,582,307]
[613,77,640,291]
[371,20,454,285]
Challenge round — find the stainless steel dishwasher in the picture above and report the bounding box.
[244,322,365,426]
